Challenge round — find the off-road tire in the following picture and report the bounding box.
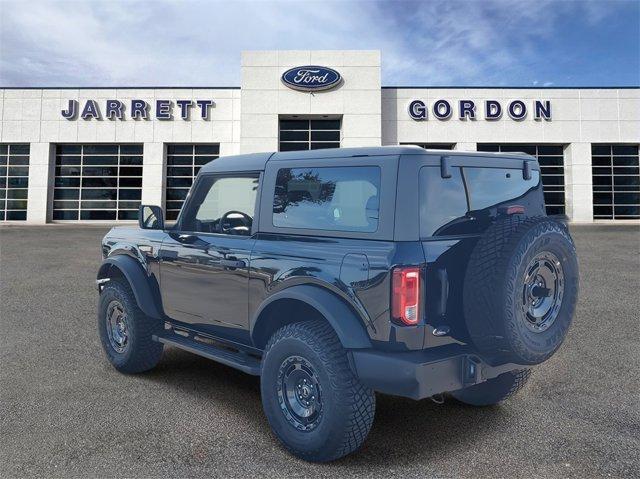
[98,279,163,373]
[260,320,375,462]
[450,369,532,406]
[463,215,579,365]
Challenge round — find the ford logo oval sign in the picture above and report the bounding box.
[281,66,342,92]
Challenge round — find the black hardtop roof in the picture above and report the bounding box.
[201,152,273,173]
[199,145,533,173]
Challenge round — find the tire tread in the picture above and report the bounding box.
[463,216,577,363]
[262,320,375,462]
[98,279,163,374]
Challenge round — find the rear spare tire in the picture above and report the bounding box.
[463,216,578,365]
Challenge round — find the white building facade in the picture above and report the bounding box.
[1,50,638,224]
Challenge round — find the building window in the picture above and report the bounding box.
[401,143,454,150]
[477,144,565,216]
[592,144,640,220]
[279,119,341,152]
[53,144,143,221]
[0,144,29,221]
[165,144,219,220]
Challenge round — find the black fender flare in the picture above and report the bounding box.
[251,284,372,349]
[97,255,163,319]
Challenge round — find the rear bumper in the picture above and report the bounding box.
[350,347,527,400]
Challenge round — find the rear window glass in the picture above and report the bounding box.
[464,167,540,210]
[419,166,468,237]
[273,166,380,232]
[419,165,541,237]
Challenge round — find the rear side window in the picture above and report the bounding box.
[464,167,540,210]
[273,166,380,232]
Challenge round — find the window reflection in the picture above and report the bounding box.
[419,166,468,237]
[464,168,540,211]
[273,167,380,233]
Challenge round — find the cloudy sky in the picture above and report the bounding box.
[0,0,638,87]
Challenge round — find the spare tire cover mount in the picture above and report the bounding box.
[521,250,564,333]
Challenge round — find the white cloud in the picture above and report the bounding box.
[0,0,628,86]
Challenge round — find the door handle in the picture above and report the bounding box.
[220,258,245,268]
[177,234,197,243]
[158,249,178,260]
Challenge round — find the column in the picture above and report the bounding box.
[26,142,54,224]
[454,142,477,151]
[564,142,593,223]
[141,142,165,208]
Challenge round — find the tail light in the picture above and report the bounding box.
[391,266,421,325]
[498,204,525,215]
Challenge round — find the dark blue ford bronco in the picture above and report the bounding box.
[97,146,578,462]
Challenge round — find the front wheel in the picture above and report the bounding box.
[98,280,163,373]
[260,320,375,462]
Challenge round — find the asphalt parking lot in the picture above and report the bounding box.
[1,224,639,478]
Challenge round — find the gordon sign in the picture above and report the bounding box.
[408,99,552,121]
[61,99,215,120]
[281,66,342,92]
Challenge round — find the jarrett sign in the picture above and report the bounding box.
[61,99,215,120]
[408,99,552,121]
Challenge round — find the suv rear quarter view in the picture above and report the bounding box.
[97,146,579,462]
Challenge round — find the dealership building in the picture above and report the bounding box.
[0,50,638,224]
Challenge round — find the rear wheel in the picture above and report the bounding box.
[98,280,163,373]
[451,369,532,406]
[260,320,375,462]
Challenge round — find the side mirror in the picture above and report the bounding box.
[139,205,164,230]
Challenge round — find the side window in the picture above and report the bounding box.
[273,166,380,233]
[182,175,258,235]
[464,167,540,210]
[419,166,469,237]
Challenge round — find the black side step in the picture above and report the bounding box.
[153,334,261,376]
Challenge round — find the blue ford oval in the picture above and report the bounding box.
[281,65,342,92]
